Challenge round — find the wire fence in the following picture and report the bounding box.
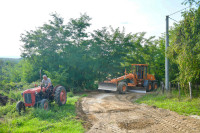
[159,81,199,99]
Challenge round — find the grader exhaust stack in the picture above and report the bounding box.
[98,64,158,94]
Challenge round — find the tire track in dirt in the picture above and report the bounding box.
[76,91,200,133]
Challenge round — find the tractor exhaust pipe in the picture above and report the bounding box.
[40,69,43,92]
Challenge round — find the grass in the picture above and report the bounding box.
[0,96,85,133]
[135,89,200,116]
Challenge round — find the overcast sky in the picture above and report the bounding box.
[0,0,187,58]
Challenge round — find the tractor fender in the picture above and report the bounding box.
[53,85,62,93]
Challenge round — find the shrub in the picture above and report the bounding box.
[67,92,74,97]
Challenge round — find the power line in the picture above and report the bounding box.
[169,6,190,16]
[169,17,179,23]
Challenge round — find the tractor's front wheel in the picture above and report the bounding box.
[16,101,25,114]
[55,86,67,106]
[118,82,127,94]
[40,99,49,110]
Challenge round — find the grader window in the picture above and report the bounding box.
[141,66,144,79]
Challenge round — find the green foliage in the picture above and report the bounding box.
[18,13,165,91]
[0,96,84,133]
[0,8,198,97]
[182,0,200,6]
[0,102,16,117]
[135,90,200,116]
[44,69,69,88]
[167,6,200,87]
[81,94,88,97]
[67,91,74,97]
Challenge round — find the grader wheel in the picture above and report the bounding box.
[146,82,152,92]
[118,82,127,94]
[153,82,158,90]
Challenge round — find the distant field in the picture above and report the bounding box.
[0,96,85,133]
[0,58,21,63]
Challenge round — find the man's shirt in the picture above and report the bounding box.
[42,78,52,86]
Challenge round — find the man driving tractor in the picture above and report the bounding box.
[41,75,53,92]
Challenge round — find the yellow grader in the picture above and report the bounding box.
[98,64,158,93]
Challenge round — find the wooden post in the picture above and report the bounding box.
[189,82,192,99]
[162,82,164,94]
[169,82,171,94]
[178,82,180,98]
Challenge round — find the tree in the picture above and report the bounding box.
[167,5,200,86]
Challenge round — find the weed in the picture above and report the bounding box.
[81,94,88,97]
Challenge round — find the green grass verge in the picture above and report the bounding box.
[0,96,85,133]
[135,90,200,116]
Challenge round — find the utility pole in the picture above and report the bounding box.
[164,7,190,90]
[165,15,169,90]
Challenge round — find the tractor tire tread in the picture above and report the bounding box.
[40,99,49,110]
[16,101,25,114]
[55,86,67,106]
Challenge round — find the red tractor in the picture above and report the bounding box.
[16,85,67,114]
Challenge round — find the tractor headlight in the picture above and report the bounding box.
[35,91,38,95]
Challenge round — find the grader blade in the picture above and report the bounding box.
[128,87,146,94]
[98,82,117,91]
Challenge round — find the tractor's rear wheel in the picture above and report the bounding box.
[153,82,158,90]
[16,101,25,114]
[55,86,67,106]
[146,82,152,92]
[40,99,49,110]
[118,82,127,94]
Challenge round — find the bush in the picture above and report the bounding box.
[0,102,16,117]
[9,90,23,101]
[81,94,88,97]
[67,92,74,97]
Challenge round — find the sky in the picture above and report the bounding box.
[0,0,187,58]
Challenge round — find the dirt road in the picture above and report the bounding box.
[76,91,200,133]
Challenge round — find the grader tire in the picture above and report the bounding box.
[118,82,127,94]
[153,82,158,90]
[146,82,152,92]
